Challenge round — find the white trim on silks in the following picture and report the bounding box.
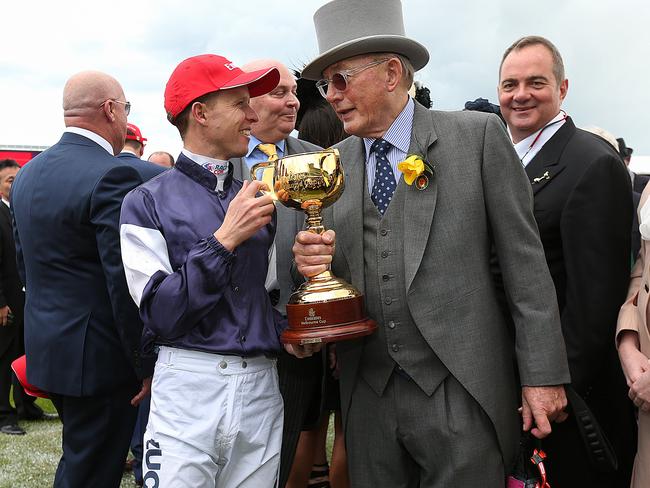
[120,223,173,306]
[142,346,283,488]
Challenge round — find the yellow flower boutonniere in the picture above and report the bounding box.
[398,154,435,190]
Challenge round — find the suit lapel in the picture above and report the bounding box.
[525,118,576,195]
[0,203,10,228]
[333,137,366,292]
[403,104,438,291]
[229,157,249,181]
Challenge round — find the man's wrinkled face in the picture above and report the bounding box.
[250,65,299,143]
[323,55,391,138]
[498,44,567,143]
[0,167,19,200]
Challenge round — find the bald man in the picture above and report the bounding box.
[229,59,322,488]
[11,71,150,487]
[147,151,175,167]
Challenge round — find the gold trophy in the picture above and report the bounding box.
[251,149,376,345]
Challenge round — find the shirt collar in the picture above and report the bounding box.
[65,127,114,155]
[2,198,9,208]
[246,135,286,158]
[511,111,566,162]
[181,148,229,169]
[363,97,414,157]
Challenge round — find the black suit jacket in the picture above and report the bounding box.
[632,173,650,259]
[0,202,25,358]
[117,152,166,181]
[11,132,147,397]
[524,118,635,482]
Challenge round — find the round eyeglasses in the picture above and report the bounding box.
[315,58,390,98]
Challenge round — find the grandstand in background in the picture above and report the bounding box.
[0,145,49,166]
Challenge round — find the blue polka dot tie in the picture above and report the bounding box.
[370,138,396,215]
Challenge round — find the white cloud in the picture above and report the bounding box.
[2,0,649,155]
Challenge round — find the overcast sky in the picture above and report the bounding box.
[2,0,649,157]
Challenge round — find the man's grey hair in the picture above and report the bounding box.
[373,52,414,88]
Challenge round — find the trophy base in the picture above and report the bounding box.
[282,296,377,345]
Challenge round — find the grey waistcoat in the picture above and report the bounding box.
[359,181,449,396]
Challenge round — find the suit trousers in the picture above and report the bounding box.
[50,382,139,488]
[346,372,505,488]
[0,327,39,426]
[129,395,151,484]
[277,350,322,487]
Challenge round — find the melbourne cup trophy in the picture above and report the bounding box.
[252,149,377,345]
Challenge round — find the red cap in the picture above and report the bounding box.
[164,54,280,122]
[125,123,147,145]
[11,355,49,399]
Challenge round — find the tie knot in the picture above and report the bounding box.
[258,143,278,160]
[370,138,391,158]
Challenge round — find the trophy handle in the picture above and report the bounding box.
[250,160,278,201]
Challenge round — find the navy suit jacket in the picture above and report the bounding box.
[117,152,166,181]
[11,132,147,396]
[0,202,25,358]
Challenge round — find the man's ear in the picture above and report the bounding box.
[559,78,568,102]
[100,100,115,122]
[191,101,208,126]
[385,57,403,93]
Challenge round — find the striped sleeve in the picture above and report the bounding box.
[120,187,234,340]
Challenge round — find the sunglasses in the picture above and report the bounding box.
[100,99,131,116]
[315,58,390,98]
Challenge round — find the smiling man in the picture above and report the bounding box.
[498,35,636,487]
[228,58,323,488]
[293,1,571,486]
[118,54,298,487]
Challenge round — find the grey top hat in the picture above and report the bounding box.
[301,0,430,81]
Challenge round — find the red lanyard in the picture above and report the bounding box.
[519,111,568,163]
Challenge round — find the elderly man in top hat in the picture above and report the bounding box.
[293,0,571,485]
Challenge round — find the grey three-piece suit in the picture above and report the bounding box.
[325,102,570,486]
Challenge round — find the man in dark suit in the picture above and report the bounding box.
[498,35,637,487]
[230,59,322,487]
[11,70,151,487]
[618,138,649,259]
[0,159,47,436]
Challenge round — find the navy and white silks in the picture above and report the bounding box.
[119,152,286,356]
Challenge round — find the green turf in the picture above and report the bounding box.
[0,399,136,487]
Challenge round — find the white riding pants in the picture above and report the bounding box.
[142,346,283,488]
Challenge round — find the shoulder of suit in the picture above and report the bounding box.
[287,136,322,152]
[561,128,626,167]
[428,109,500,130]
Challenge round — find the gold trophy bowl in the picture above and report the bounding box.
[251,149,376,345]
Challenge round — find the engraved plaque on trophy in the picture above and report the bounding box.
[252,149,377,345]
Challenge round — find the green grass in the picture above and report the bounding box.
[0,398,137,488]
